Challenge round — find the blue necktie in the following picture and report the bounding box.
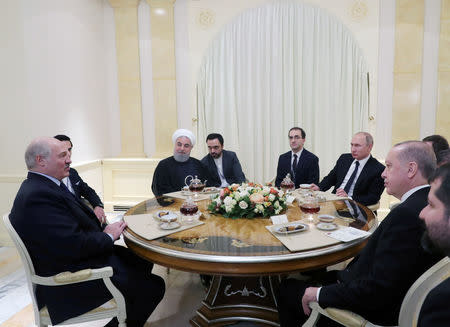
[344,161,360,195]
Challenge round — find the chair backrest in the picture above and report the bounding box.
[3,213,43,325]
[398,256,450,326]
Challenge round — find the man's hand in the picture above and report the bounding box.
[103,221,127,241]
[310,183,320,191]
[94,206,106,224]
[302,287,318,316]
[336,188,348,197]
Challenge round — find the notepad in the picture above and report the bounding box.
[326,227,371,242]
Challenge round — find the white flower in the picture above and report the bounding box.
[278,190,285,197]
[225,205,232,213]
[268,194,275,201]
[254,208,258,213]
[239,190,249,198]
[239,201,248,209]
[234,193,241,201]
[224,196,234,206]
[214,198,222,205]
[256,204,264,212]
[231,199,237,206]
[274,200,280,208]
[275,208,281,214]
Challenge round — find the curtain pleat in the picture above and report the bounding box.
[196,1,369,183]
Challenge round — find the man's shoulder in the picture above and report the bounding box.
[301,149,318,160]
[367,156,385,170]
[386,187,429,222]
[279,151,291,159]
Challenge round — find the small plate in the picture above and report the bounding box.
[153,210,178,222]
[159,221,181,230]
[202,187,220,194]
[318,214,335,223]
[275,223,309,235]
[316,222,338,231]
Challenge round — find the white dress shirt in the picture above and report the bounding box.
[339,155,370,197]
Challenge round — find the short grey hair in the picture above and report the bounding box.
[25,138,52,170]
[356,132,373,146]
[394,141,437,179]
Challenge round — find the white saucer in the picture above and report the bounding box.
[159,222,181,230]
[316,222,338,231]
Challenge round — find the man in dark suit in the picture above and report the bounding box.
[277,141,442,326]
[275,127,319,188]
[418,163,450,326]
[201,133,246,187]
[9,137,165,327]
[311,132,384,206]
[54,134,106,223]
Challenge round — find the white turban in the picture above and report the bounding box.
[172,129,196,146]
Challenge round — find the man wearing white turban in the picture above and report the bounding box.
[151,129,210,196]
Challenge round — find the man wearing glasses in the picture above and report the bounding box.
[275,127,319,188]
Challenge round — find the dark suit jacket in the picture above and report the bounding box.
[418,274,450,326]
[318,153,385,205]
[9,172,163,324]
[319,187,442,325]
[275,149,319,188]
[68,168,103,208]
[201,150,246,187]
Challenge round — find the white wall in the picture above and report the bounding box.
[0,0,120,176]
[0,0,120,231]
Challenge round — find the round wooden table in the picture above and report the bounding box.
[123,196,377,327]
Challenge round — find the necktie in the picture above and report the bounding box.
[292,154,298,177]
[344,161,360,194]
[60,182,75,198]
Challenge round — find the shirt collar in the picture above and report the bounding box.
[29,171,61,186]
[353,154,370,167]
[291,148,304,157]
[401,184,430,202]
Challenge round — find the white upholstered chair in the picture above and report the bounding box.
[303,256,450,327]
[2,213,127,326]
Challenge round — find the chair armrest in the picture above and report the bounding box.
[307,302,369,327]
[367,202,380,212]
[31,267,114,286]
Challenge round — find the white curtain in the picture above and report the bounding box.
[196,0,369,184]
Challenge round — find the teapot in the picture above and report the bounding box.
[185,175,207,193]
[280,173,295,192]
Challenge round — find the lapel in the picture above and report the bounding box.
[338,155,355,186]
[28,172,100,228]
[209,154,220,181]
[221,151,228,176]
[68,170,80,198]
[353,156,372,190]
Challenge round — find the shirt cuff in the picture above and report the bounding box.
[317,287,321,302]
[106,233,114,241]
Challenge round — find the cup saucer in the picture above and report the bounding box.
[159,222,181,230]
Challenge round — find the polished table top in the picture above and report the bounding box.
[123,196,377,276]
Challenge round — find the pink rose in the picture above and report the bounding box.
[249,193,264,204]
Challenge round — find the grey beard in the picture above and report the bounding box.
[174,153,190,162]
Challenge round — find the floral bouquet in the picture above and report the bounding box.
[207,183,287,219]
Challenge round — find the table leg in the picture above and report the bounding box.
[190,275,281,327]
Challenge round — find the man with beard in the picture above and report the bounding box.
[201,133,246,187]
[417,163,450,326]
[151,129,210,196]
[277,141,442,326]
